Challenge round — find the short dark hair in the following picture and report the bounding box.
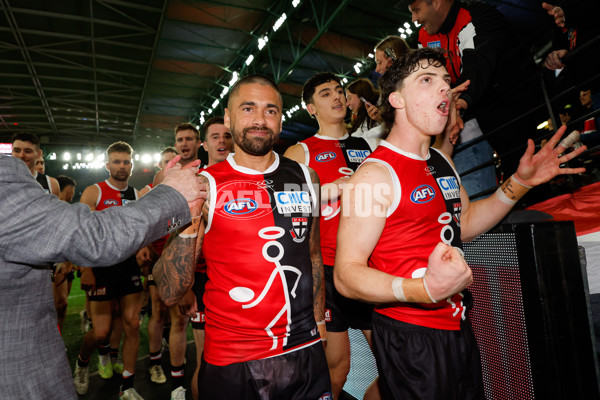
[302,72,343,105]
[378,48,447,130]
[56,175,76,191]
[11,132,40,148]
[201,116,225,141]
[160,146,178,156]
[227,74,281,109]
[106,141,133,156]
[174,123,199,140]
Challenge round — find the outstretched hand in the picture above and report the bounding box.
[542,2,566,28]
[161,155,207,211]
[514,125,586,188]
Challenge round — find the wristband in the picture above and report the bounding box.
[392,277,436,304]
[511,174,532,189]
[317,320,327,341]
[495,187,517,205]
[179,232,198,239]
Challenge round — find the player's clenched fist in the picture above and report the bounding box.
[424,242,472,302]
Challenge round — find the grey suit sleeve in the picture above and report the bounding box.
[0,155,191,267]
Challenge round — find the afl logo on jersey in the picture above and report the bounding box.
[224,198,259,215]
[316,151,336,162]
[410,185,436,204]
[104,199,119,206]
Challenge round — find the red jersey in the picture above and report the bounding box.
[94,180,137,211]
[200,154,321,365]
[365,141,466,330]
[299,134,378,265]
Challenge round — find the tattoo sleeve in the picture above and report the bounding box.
[308,167,325,322]
[153,178,209,306]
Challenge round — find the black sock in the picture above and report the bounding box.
[77,356,90,368]
[110,347,119,361]
[98,341,110,356]
[122,373,135,390]
[149,350,162,366]
[171,364,184,390]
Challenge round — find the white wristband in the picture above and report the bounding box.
[511,174,532,189]
[392,277,406,302]
[179,232,198,239]
[495,187,516,205]
[422,276,437,303]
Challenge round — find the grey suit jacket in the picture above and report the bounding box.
[0,154,191,399]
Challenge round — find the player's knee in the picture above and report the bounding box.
[93,327,111,342]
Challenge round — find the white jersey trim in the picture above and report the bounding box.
[200,171,217,234]
[94,183,102,208]
[299,142,310,166]
[362,158,401,218]
[226,152,280,175]
[379,140,429,161]
[314,133,349,141]
[261,337,322,360]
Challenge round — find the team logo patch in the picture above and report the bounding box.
[224,198,259,215]
[410,185,436,204]
[325,309,332,322]
[191,311,206,324]
[436,176,460,200]
[427,41,442,48]
[104,199,118,206]
[453,202,462,227]
[274,191,311,214]
[346,149,371,163]
[425,165,435,176]
[122,199,132,206]
[319,393,333,400]
[290,217,308,243]
[89,286,107,296]
[316,151,336,162]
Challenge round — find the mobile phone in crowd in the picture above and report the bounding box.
[359,96,369,105]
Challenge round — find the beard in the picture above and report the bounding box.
[233,125,277,156]
[111,171,130,182]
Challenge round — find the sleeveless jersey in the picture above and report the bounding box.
[94,180,137,211]
[34,172,51,194]
[200,153,321,366]
[365,141,466,330]
[299,134,378,265]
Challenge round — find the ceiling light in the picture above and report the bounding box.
[398,27,405,33]
[141,154,152,164]
[414,21,420,27]
[212,99,219,109]
[367,53,374,58]
[292,0,300,7]
[273,13,287,32]
[246,54,255,66]
[196,125,200,130]
[229,71,239,87]
[154,153,161,162]
[404,22,410,28]
[354,65,361,74]
[208,109,213,114]
[258,36,269,50]
[406,28,413,34]
[85,153,94,162]
[63,152,71,161]
[134,154,140,161]
[537,121,549,130]
[401,34,407,39]
[76,153,81,160]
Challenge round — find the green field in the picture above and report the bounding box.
[63,276,194,374]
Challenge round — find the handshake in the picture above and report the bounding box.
[159,156,208,213]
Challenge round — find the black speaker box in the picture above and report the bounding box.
[464,221,600,399]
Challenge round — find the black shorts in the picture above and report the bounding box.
[372,312,484,400]
[191,271,208,330]
[87,256,143,301]
[324,265,373,332]
[198,342,332,399]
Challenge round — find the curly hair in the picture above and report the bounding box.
[378,48,447,130]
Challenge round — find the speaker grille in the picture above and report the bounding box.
[464,232,535,400]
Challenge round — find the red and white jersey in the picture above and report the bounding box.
[200,153,321,366]
[365,141,465,330]
[94,180,137,211]
[299,133,378,265]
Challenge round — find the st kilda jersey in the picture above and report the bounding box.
[34,172,51,194]
[299,133,378,265]
[365,141,466,330]
[200,153,321,366]
[94,180,137,211]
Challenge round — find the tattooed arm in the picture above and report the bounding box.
[307,167,326,340]
[153,175,210,306]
